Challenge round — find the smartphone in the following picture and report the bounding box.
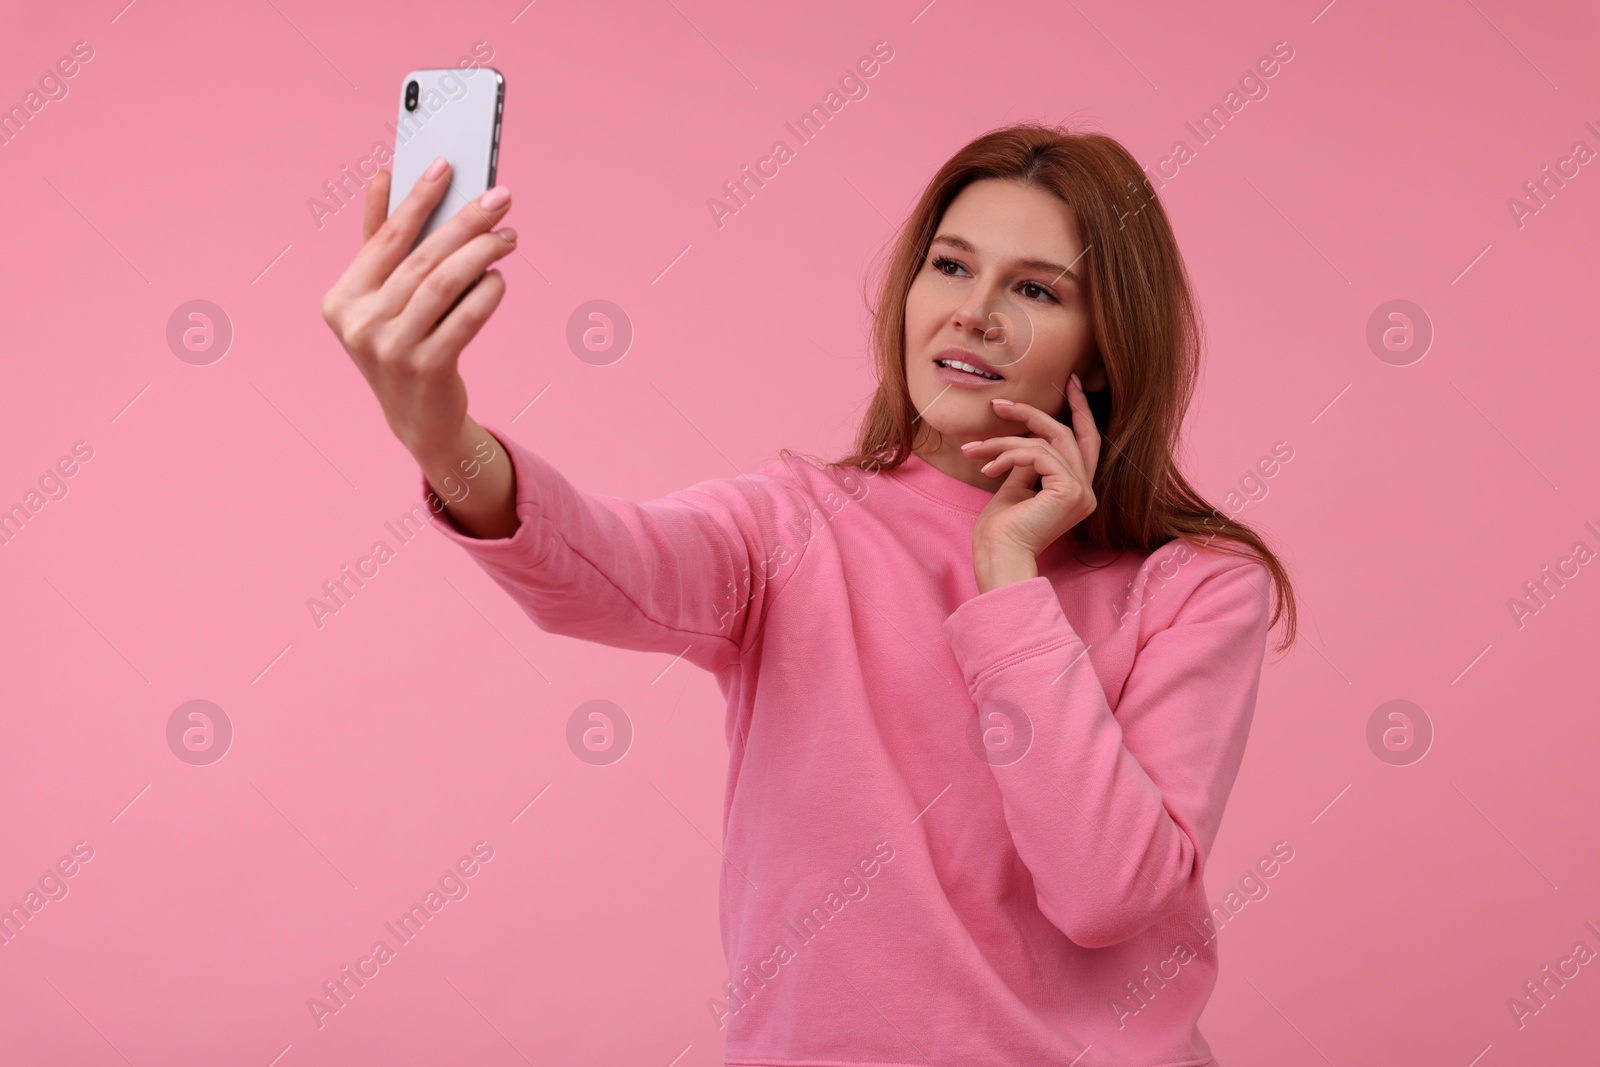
[387,66,505,252]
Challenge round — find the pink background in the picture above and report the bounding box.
[3,0,1598,1063]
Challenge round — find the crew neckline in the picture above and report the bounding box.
[889,452,997,515]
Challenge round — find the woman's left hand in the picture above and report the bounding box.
[964,373,1102,592]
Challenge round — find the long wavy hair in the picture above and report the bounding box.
[805,121,1297,653]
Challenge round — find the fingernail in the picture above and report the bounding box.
[1070,372,1081,389]
[960,441,979,450]
[481,185,510,210]
[992,397,1012,405]
[424,156,449,180]
[497,227,517,243]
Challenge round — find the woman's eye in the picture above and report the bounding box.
[932,256,1058,303]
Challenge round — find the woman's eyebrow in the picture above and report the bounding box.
[931,233,1085,287]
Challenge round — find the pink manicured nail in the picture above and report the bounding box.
[1070,372,1081,389]
[424,156,448,180]
[480,185,510,210]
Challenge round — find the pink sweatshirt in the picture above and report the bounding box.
[419,424,1272,1067]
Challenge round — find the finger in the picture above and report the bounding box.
[376,184,512,317]
[416,268,508,363]
[998,456,1045,496]
[962,435,1071,480]
[972,422,1075,479]
[362,168,392,244]
[979,443,1070,481]
[961,434,1060,459]
[993,396,1095,480]
[343,158,454,295]
[1063,375,1102,482]
[392,229,520,346]
[992,398,1078,457]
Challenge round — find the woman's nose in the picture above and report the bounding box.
[953,289,1004,336]
[953,294,1035,365]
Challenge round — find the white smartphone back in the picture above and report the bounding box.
[386,67,504,250]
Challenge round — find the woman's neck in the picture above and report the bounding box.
[912,435,1008,494]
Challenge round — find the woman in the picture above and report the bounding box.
[321,121,1298,1067]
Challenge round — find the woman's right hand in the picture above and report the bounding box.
[320,157,517,463]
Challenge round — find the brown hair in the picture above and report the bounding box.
[804,121,1297,653]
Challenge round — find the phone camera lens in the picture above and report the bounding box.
[404,80,419,112]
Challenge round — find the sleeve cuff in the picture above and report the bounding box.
[416,424,545,560]
[943,576,1084,691]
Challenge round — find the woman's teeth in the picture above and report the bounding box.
[937,359,1002,380]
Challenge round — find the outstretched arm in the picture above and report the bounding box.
[319,159,813,675]
[420,422,818,675]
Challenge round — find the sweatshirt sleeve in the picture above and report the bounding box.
[941,551,1271,950]
[419,424,817,674]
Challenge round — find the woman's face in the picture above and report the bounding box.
[903,178,1104,479]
